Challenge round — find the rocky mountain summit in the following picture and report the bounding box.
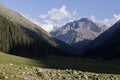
[51,18,104,49]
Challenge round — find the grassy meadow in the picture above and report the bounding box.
[0,52,120,80]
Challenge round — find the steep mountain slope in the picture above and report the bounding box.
[0,5,70,49]
[0,14,57,57]
[51,18,103,49]
[0,5,76,57]
[85,20,120,58]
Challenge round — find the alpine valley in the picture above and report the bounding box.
[0,4,120,80]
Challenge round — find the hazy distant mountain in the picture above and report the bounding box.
[51,18,104,50]
[0,5,76,57]
[85,20,120,58]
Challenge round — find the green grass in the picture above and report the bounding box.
[0,52,40,66]
[0,52,120,80]
[0,53,120,74]
[40,55,120,74]
[0,52,120,74]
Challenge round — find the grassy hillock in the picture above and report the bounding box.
[0,52,120,80]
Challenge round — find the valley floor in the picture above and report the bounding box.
[0,63,120,80]
[0,52,120,80]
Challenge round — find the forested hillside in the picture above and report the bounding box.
[0,14,59,57]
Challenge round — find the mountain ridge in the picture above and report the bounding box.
[51,18,104,50]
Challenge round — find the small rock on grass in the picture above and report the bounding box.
[3,76,9,79]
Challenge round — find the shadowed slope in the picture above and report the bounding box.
[85,20,120,58]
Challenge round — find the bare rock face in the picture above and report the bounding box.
[51,18,104,50]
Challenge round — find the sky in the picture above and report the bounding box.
[0,0,120,32]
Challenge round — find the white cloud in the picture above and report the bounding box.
[113,14,120,20]
[39,5,71,21]
[41,20,65,32]
[38,5,80,32]
[90,15,96,22]
[39,14,47,19]
[47,5,70,20]
[19,12,54,32]
[20,6,120,32]
[44,19,53,24]
[99,14,120,27]
[29,19,55,32]
[42,22,54,32]
[90,14,120,27]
